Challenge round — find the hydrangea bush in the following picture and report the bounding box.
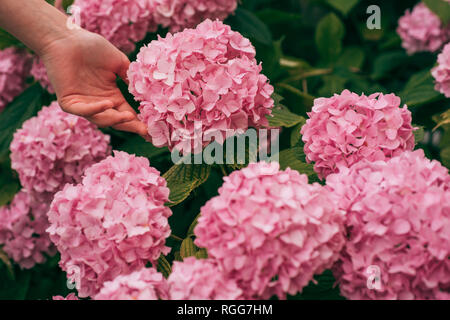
[0,0,449,301]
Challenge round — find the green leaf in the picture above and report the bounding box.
[255,9,302,25]
[315,13,345,64]
[157,256,172,278]
[423,0,450,24]
[440,147,450,169]
[371,51,407,80]
[399,69,443,108]
[290,123,304,147]
[180,237,197,259]
[0,84,46,158]
[325,0,360,16]
[226,8,272,45]
[163,164,211,206]
[0,182,19,207]
[318,75,347,97]
[0,28,23,49]
[267,94,306,128]
[119,135,168,159]
[278,148,318,182]
[195,248,208,259]
[337,47,365,69]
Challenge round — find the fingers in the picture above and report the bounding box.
[60,100,115,117]
[112,119,148,137]
[87,109,136,128]
[117,54,130,85]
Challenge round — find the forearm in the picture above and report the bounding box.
[0,0,72,56]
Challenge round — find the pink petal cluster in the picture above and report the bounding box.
[326,150,450,300]
[47,151,172,298]
[397,3,450,54]
[301,90,415,179]
[30,57,54,94]
[168,257,242,300]
[95,268,169,300]
[0,191,55,269]
[128,19,274,154]
[52,293,79,300]
[73,0,158,54]
[10,102,111,200]
[0,47,31,113]
[153,0,237,32]
[194,161,346,299]
[432,42,450,98]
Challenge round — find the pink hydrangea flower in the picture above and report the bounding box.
[432,42,450,98]
[397,3,450,54]
[194,161,346,299]
[30,57,54,94]
[47,151,172,298]
[301,90,415,179]
[73,0,158,54]
[128,19,274,154]
[326,150,450,300]
[10,102,111,200]
[153,0,237,32]
[0,191,55,269]
[0,47,31,112]
[53,293,79,300]
[168,257,242,300]
[95,268,169,300]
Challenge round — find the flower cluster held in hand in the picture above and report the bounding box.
[95,268,169,300]
[194,161,346,299]
[154,0,237,32]
[301,90,415,179]
[47,151,172,298]
[168,257,242,299]
[128,19,274,154]
[10,101,111,200]
[326,150,450,300]
[432,42,450,98]
[0,47,30,113]
[397,2,450,54]
[0,191,55,269]
[73,0,158,54]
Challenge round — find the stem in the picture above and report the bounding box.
[282,68,332,83]
[276,83,308,99]
[169,234,183,242]
[219,164,228,176]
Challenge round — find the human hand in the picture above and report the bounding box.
[40,29,148,137]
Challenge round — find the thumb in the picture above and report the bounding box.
[117,54,130,85]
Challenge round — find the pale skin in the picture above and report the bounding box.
[0,0,148,137]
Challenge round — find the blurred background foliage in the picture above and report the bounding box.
[0,0,449,300]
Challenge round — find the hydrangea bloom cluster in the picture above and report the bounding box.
[128,19,274,153]
[10,102,111,199]
[47,151,172,297]
[301,90,415,179]
[153,0,237,32]
[194,161,346,299]
[326,150,450,300]
[397,3,450,54]
[0,191,55,269]
[73,0,157,54]
[95,268,169,300]
[168,257,242,300]
[0,47,31,112]
[432,43,450,98]
[30,57,54,94]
